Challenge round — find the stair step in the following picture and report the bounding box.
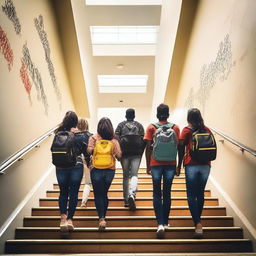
[15,226,244,239]
[39,197,219,207]
[53,182,187,190]
[113,176,186,181]
[5,239,252,254]
[46,189,211,197]
[31,206,226,216]
[23,216,234,227]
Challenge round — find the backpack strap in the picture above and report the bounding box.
[152,122,174,128]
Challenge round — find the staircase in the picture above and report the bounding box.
[5,168,253,254]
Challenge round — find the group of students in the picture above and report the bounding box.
[51,103,216,239]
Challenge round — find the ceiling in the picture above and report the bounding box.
[70,1,161,110]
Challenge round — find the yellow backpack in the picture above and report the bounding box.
[92,140,115,169]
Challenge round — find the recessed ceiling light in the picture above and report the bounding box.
[116,64,124,69]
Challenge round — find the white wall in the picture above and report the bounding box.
[151,0,182,120]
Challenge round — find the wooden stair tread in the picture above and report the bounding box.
[40,196,218,200]
[6,238,251,243]
[33,206,225,210]
[16,226,243,231]
[24,215,233,219]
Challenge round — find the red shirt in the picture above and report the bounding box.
[180,125,212,166]
[144,121,180,166]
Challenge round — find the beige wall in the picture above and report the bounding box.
[151,0,182,120]
[0,0,75,230]
[166,0,256,237]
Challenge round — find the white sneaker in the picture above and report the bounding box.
[164,223,170,229]
[156,225,165,239]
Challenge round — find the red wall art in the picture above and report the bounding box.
[0,25,13,71]
[21,43,48,115]
[20,60,32,100]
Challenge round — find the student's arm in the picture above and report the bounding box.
[177,140,185,176]
[174,125,181,176]
[87,135,96,154]
[145,140,152,175]
[115,122,123,141]
[177,127,188,175]
[113,139,122,160]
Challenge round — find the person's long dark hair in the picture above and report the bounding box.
[97,117,114,140]
[187,108,204,130]
[56,111,78,132]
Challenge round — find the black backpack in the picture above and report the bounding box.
[189,127,217,163]
[120,122,144,155]
[51,131,77,168]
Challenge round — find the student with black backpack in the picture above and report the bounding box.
[144,104,180,239]
[115,108,145,210]
[50,111,83,233]
[177,108,217,239]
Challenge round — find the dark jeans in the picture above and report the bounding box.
[185,165,210,225]
[91,168,115,219]
[56,165,83,219]
[151,165,176,225]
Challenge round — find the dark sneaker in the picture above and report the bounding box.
[128,194,136,211]
[124,202,129,207]
[193,228,203,239]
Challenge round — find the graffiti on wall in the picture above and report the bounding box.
[184,87,194,109]
[20,60,32,102]
[1,0,21,35]
[34,15,61,108]
[0,25,13,71]
[184,34,233,113]
[21,43,48,114]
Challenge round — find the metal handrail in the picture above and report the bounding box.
[210,126,256,157]
[0,126,58,175]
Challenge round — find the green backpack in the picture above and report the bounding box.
[152,123,178,161]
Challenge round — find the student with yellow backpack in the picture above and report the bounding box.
[87,117,122,231]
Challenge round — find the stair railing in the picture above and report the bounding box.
[0,126,58,175]
[210,126,256,157]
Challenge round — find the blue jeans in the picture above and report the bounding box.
[121,156,142,203]
[56,165,83,219]
[91,168,115,219]
[185,165,210,225]
[151,165,176,225]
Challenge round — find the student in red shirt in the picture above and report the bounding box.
[144,104,180,239]
[177,108,212,238]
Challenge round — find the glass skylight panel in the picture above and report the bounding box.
[85,0,162,5]
[98,75,148,93]
[90,26,158,45]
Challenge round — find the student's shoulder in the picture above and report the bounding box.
[134,120,144,127]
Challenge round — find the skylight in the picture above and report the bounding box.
[85,0,162,5]
[90,26,158,45]
[98,75,148,93]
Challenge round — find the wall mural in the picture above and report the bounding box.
[0,25,13,71]
[34,15,62,108]
[184,34,233,113]
[184,87,194,109]
[21,43,48,114]
[20,60,32,102]
[1,0,21,35]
